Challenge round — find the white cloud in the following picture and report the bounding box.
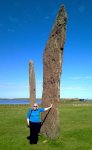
[60,85,92,99]
[70,76,82,80]
[0,81,43,98]
[70,75,92,80]
[85,76,92,79]
[0,82,29,98]
[61,86,92,91]
[1,79,92,99]
[61,86,82,90]
[0,82,28,89]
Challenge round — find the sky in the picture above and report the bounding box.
[0,0,92,99]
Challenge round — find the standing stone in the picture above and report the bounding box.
[41,5,67,139]
[29,61,36,106]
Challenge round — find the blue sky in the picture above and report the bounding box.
[0,0,92,99]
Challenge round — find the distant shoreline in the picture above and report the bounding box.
[0,98,92,101]
[0,98,41,100]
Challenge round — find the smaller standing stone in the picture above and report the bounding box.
[29,60,36,106]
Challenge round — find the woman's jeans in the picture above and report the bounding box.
[29,121,41,144]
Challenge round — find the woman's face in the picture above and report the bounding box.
[33,103,38,110]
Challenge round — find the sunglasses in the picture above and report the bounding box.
[33,106,37,107]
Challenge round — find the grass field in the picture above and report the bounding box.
[0,100,92,150]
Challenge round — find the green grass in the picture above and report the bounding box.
[0,101,92,150]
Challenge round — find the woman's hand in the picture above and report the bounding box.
[27,118,29,126]
[44,104,53,111]
[50,104,53,108]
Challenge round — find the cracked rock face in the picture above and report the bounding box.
[41,5,67,139]
[29,61,36,106]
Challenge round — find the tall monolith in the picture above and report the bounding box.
[41,5,67,139]
[29,61,36,106]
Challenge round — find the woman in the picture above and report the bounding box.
[26,103,52,144]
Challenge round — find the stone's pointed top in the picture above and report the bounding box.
[60,4,65,9]
[60,4,66,12]
[29,60,33,64]
[56,4,67,24]
[49,4,67,38]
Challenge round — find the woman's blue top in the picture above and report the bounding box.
[27,108,45,123]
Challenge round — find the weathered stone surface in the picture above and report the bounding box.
[29,61,36,106]
[41,5,67,139]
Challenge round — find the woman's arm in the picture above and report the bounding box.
[27,118,29,126]
[26,108,31,126]
[44,104,53,111]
